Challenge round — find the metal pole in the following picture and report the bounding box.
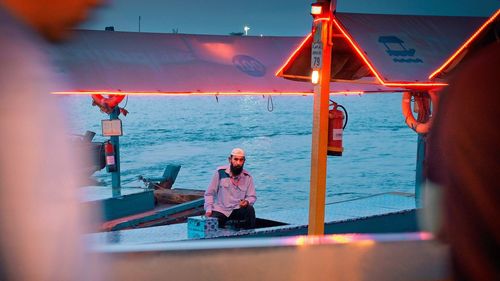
[110,106,121,197]
[414,133,426,208]
[308,11,332,235]
[415,89,436,208]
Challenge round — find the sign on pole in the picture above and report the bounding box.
[102,119,123,136]
[311,42,323,69]
[311,21,323,70]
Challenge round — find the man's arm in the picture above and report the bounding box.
[244,176,257,205]
[204,171,219,215]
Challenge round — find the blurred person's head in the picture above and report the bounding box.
[0,0,103,42]
[426,42,500,281]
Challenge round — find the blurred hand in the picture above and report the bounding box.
[205,211,212,217]
[239,199,249,208]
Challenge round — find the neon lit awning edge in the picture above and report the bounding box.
[275,11,500,89]
[429,8,500,79]
[52,91,393,96]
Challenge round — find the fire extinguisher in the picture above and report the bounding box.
[327,101,348,156]
[104,140,117,172]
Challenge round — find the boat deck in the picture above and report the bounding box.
[81,185,150,202]
[87,192,417,245]
[82,185,205,230]
[263,192,414,225]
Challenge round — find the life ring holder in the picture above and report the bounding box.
[402,91,439,134]
[91,94,125,114]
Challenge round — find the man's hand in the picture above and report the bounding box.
[239,199,249,208]
[205,211,212,217]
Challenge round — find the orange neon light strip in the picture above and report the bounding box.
[279,74,312,80]
[331,17,447,88]
[313,17,331,23]
[331,91,365,95]
[429,8,500,79]
[277,17,447,88]
[51,90,367,96]
[52,91,311,96]
[330,18,384,84]
[275,33,312,76]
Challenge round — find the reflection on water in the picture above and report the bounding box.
[62,94,416,214]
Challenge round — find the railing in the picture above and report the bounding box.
[93,232,449,281]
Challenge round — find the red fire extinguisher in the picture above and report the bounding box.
[327,101,348,156]
[104,140,117,172]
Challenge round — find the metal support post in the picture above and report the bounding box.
[308,12,333,235]
[110,106,121,197]
[415,132,426,208]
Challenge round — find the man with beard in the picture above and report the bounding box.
[204,148,257,229]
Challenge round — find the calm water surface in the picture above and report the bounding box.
[62,94,417,214]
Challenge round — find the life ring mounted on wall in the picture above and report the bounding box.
[91,94,125,114]
[402,90,439,134]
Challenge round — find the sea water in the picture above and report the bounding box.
[62,93,417,214]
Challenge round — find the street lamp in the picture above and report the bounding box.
[244,25,250,36]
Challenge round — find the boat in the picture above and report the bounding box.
[71,130,106,177]
[83,164,207,232]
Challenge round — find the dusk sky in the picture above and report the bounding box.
[81,0,500,36]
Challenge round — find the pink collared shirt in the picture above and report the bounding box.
[204,165,257,217]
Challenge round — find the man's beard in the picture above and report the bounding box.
[230,164,243,175]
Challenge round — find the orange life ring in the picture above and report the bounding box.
[91,94,125,113]
[402,91,439,134]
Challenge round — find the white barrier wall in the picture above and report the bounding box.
[96,233,449,281]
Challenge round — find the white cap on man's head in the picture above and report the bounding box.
[231,148,245,157]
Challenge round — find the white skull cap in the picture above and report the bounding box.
[231,148,245,157]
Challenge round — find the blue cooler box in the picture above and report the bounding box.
[187,216,219,239]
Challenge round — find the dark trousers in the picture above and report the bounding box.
[212,205,256,229]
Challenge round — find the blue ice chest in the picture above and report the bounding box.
[187,216,219,239]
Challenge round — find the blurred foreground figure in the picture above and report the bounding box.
[427,42,500,281]
[0,0,103,280]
